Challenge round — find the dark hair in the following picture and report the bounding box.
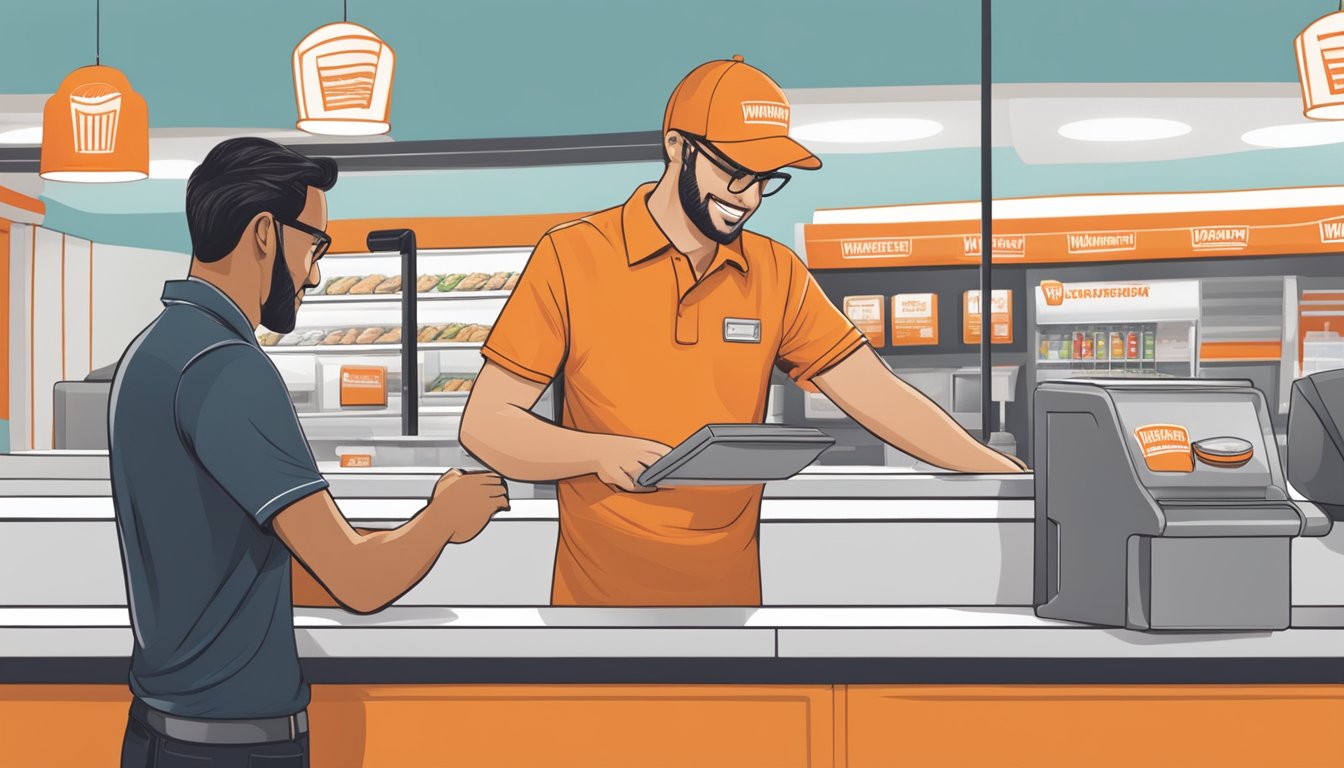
[185,137,338,263]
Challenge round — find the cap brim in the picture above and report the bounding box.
[713,135,821,173]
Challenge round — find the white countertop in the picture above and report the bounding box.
[4,606,1341,660]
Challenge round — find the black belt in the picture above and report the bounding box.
[131,699,308,745]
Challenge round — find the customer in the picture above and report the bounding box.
[461,56,1024,608]
[109,137,509,767]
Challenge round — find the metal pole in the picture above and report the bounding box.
[980,0,993,442]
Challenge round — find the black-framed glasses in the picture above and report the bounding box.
[685,135,791,197]
[278,218,331,262]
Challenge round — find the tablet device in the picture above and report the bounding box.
[636,424,836,487]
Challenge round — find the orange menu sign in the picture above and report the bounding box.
[340,365,388,407]
[802,202,1344,270]
[891,293,939,346]
[340,454,373,468]
[844,295,886,348]
[963,290,1012,345]
[1134,423,1194,473]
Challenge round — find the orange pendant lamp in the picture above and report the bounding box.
[40,1,148,182]
[1297,4,1344,119]
[293,2,395,136]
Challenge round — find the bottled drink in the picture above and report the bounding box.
[1127,329,1139,359]
[1110,330,1125,361]
[1144,327,1156,360]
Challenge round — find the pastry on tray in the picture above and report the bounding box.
[374,276,402,294]
[375,328,402,344]
[483,271,510,291]
[436,274,467,292]
[337,327,361,345]
[503,272,519,291]
[416,274,442,293]
[464,326,490,343]
[319,330,346,345]
[435,323,468,341]
[347,274,386,295]
[356,327,386,344]
[417,325,443,343]
[323,276,360,296]
[454,272,491,291]
[296,330,326,346]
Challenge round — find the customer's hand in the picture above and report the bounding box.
[428,469,510,543]
[589,434,673,493]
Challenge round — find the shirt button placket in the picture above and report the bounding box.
[676,300,700,345]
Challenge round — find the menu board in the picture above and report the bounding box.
[891,293,939,346]
[963,289,1013,345]
[844,295,886,348]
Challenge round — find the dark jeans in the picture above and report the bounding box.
[121,703,310,768]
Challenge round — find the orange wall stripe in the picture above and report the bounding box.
[805,204,1344,269]
[0,220,9,422]
[328,213,589,253]
[1199,341,1283,361]
[0,184,44,216]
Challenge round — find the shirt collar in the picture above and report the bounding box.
[161,277,258,343]
[621,182,749,275]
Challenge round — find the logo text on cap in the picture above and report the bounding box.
[741,101,789,128]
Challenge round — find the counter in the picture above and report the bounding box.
[5,452,1344,767]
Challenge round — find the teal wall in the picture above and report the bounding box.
[40,141,1344,253]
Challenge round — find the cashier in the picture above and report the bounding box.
[460,57,1025,607]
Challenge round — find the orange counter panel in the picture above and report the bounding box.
[845,685,1344,768]
[8,683,1344,767]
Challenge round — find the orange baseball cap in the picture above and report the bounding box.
[663,55,820,173]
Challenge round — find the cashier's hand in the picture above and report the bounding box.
[429,469,511,543]
[590,434,673,493]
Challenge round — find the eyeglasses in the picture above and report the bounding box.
[278,218,331,262]
[685,135,791,197]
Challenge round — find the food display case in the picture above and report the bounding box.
[254,243,546,471]
[1031,279,1200,386]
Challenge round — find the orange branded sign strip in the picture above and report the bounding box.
[1200,341,1282,361]
[804,204,1344,269]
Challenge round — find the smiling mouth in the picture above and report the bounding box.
[710,196,747,223]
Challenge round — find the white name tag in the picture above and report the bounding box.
[723,318,762,344]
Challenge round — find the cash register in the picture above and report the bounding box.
[1033,379,1331,631]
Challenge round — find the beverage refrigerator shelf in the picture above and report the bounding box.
[303,290,512,304]
[263,342,485,354]
[1036,359,1155,365]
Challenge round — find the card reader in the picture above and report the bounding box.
[636,424,835,487]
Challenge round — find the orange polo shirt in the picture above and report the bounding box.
[482,183,867,606]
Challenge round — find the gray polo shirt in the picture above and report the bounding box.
[109,277,327,718]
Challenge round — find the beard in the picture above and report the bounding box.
[260,238,302,334]
[678,157,745,246]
